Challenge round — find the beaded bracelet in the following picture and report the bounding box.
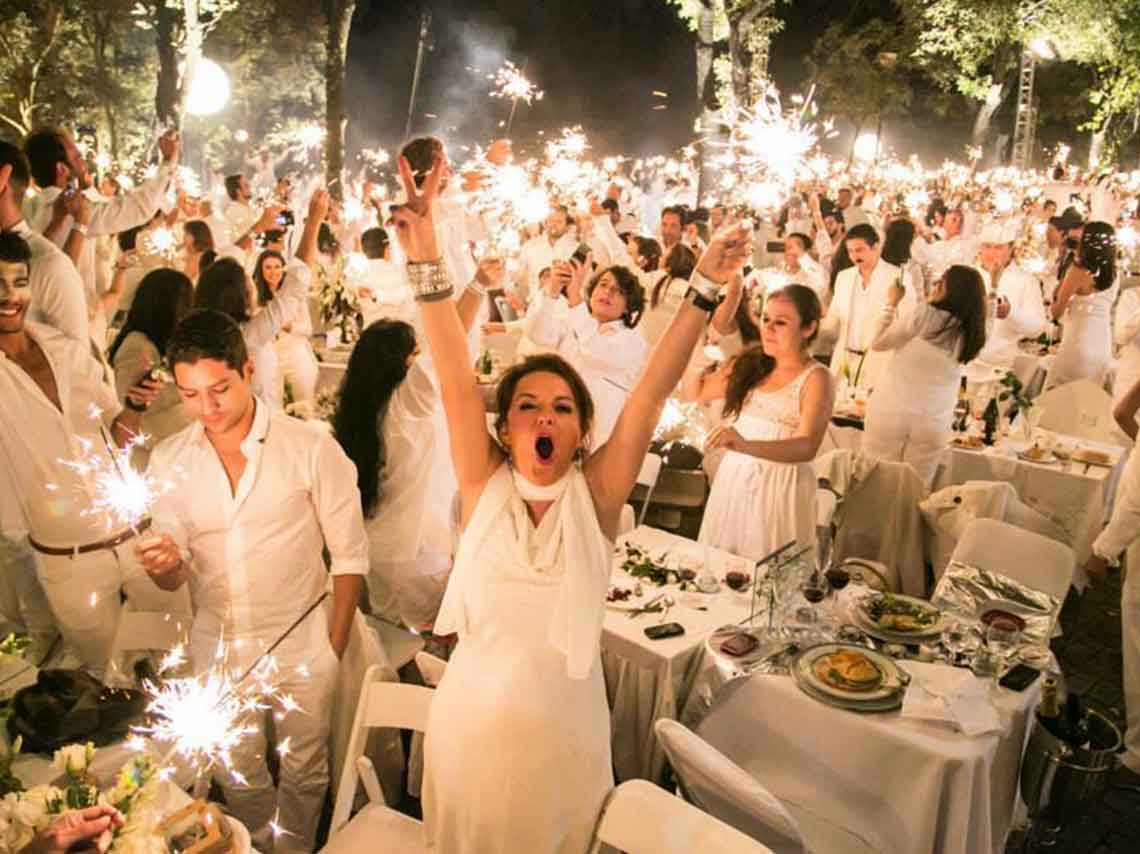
[407,260,454,302]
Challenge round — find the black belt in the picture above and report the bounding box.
[29,518,151,557]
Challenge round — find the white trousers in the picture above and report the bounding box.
[277,337,319,405]
[1123,553,1140,772]
[191,612,338,854]
[33,539,188,675]
[0,536,57,659]
[862,409,949,486]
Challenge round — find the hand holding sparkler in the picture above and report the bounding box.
[565,254,592,307]
[20,805,125,854]
[474,257,505,290]
[697,222,753,285]
[135,534,187,591]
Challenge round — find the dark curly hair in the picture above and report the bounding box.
[195,258,251,322]
[332,320,418,518]
[1077,221,1117,292]
[494,354,594,450]
[587,265,645,328]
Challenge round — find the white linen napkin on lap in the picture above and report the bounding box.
[898,661,1002,736]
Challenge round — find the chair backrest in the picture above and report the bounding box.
[415,650,447,688]
[104,608,189,680]
[1036,379,1122,445]
[637,452,664,488]
[951,517,1074,602]
[654,719,805,854]
[589,779,775,854]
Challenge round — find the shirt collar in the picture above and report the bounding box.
[190,394,269,455]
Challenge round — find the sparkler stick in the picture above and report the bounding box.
[227,592,329,691]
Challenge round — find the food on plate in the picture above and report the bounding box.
[720,632,760,657]
[980,609,1026,632]
[161,800,235,854]
[1021,444,1052,461]
[725,570,751,591]
[863,594,940,633]
[607,587,633,603]
[951,435,984,449]
[812,649,883,692]
[1072,448,1111,466]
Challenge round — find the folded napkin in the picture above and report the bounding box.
[898,661,1001,737]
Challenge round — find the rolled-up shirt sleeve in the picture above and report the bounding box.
[88,163,176,236]
[311,430,369,576]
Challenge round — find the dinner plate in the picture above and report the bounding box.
[794,674,904,713]
[790,645,904,712]
[852,593,947,643]
[605,581,662,611]
[1016,449,1058,465]
[794,643,905,702]
[949,437,986,452]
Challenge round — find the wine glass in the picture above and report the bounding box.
[799,569,827,624]
[824,563,851,625]
[941,618,971,665]
[986,619,1022,669]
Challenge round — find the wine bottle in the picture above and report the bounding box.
[982,397,1000,446]
[1064,691,1089,749]
[1036,677,1068,741]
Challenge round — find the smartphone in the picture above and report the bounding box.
[999,663,1041,692]
[571,242,592,265]
[644,622,685,641]
[494,296,518,323]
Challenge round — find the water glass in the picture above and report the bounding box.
[941,619,971,665]
[986,619,1022,666]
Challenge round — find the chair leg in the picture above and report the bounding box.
[637,483,656,527]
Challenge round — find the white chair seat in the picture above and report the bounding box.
[320,802,426,854]
[364,615,425,671]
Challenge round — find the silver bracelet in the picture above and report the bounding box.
[406,259,454,302]
[466,277,488,298]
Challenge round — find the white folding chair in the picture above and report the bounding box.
[655,719,879,854]
[363,615,425,672]
[635,452,664,526]
[588,778,774,854]
[324,666,433,853]
[414,650,447,688]
[103,605,189,682]
[1036,379,1126,445]
[950,517,1075,602]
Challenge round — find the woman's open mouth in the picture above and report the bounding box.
[535,435,555,462]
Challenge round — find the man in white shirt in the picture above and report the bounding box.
[924,207,981,278]
[0,142,87,342]
[964,220,1047,387]
[0,231,184,673]
[836,186,869,229]
[138,309,367,853]
[26,129,179,342]
[821,223,909,392]
[659,205,684,255]
[356,226,414,328]
[516,205,576,304]
[222,173,259,244]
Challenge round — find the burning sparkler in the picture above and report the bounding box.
[488,60,544,105]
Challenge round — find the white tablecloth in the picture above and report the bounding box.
[602,526,754,782]
[694,671,1038,854]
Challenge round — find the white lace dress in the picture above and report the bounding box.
[1049,282,1117,389]
[698,363,822,561]
[423,464,613,853]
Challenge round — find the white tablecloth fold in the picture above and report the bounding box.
[899,661,1002,736]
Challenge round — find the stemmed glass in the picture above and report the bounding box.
[985,619,1022,671]
[800,569,827,624]
[941,618,972,665]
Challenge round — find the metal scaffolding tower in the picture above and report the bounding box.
[1011,49,1037,169]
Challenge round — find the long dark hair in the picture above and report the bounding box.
[253,249,287,305]
[494,353,594,449]
[107,269,194,365]
[195,257,251,322]
[881,219,915,266]
[332,320,418,518]
[651,243,697,308]
[722,285,822,420]
[633,236,662,273]
[183,219,214,253]
[931,264,987,364]
[828,237,853,297]
[1077,221,1117,291]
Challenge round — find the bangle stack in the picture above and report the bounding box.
[407,260,454,302]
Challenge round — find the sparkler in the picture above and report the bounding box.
[141,225,180,263]
[488,60,544,106]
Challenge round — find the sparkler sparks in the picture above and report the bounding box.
[488,61,544,105]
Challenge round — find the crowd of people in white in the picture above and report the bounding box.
[2,119,1140,852]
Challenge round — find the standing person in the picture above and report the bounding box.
[862,266,987,484]
[925,207,980,278]
[821,223,909,392]
[391,152,751,852]
[0,232,181,674]
[880,218,927,301]
[107,269,195,468]
[698,285,834,561]
[782,232,828,306]
[25,129,180,345]
[639,243,697,348]
[181,220,215,283]
[0,142,87,342]
[1048,222,1118,389]
[516,206,576,304]
[253,249,319,405]
[136,309,368,853]
[659,204,685,254]
[1114,282,1140,409]
[964,220,1047,388]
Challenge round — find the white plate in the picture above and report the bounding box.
[795,643,904,702]
[854,593,947,642]
[1016,449,1058,465]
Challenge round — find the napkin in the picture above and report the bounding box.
[898,661,1001,736]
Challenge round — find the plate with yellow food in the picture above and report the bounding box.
[853,592,946,642]
[793,643,905,706]
[1016,444,1058,465]
[950,434,985,451]
[1071,447,1113,467]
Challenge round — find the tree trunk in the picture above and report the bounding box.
[154,2,182,129]
[695,0,717,206]
[1088,125,1108,170]
[325,0,357,201]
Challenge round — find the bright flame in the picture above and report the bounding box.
[489,61,544,105]
[185,58,231,117]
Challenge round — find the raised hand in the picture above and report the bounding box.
[474,257,505,290]
[390,154,444,262]
[158,129,181,165]
[22,806,124,854]
[696,222,752,284]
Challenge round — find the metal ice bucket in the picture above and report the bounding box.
[1019,708,1122,826]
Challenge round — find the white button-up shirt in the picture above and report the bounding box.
[964,263,1047,383]
[516,232,576,303]
[148,399,368,640]
[823,259,910,390]
[0,322,122,546]
[6,220,87,342]
[527,295,648,446]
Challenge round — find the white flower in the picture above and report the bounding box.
[53,743,94,776]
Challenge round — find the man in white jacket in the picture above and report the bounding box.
[821,223,909,392]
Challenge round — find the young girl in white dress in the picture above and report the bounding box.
[1048,222,1118,389]
[698,285,834,562]
[390,151,753,853]
[862,264,987,484]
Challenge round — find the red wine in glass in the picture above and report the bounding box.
[825,566,850,591]
[803,585,826,604]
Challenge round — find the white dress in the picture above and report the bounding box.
[698,363,822,561]
[423,465,613,853]
[1049,282,1117,389]
[364,361,451,629]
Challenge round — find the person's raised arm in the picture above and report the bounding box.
[295,189,327,268]
[871,279,920,352]
[391,154,502,504]
[585,223,752,534]
[456,257,502,332]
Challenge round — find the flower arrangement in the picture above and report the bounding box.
[317,255,362,346]
[285,388,340,423]
[0,742,159,853]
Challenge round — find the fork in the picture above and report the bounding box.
[627,592,666,619]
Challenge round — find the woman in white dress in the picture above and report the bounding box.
[1048,222,1118,389]
[639,243,697,347]
[862,265,987,484]
[698,285,834,562]
[390,152,752,853]
[254,249,320,404]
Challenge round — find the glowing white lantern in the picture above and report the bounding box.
[185,58,231,117]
